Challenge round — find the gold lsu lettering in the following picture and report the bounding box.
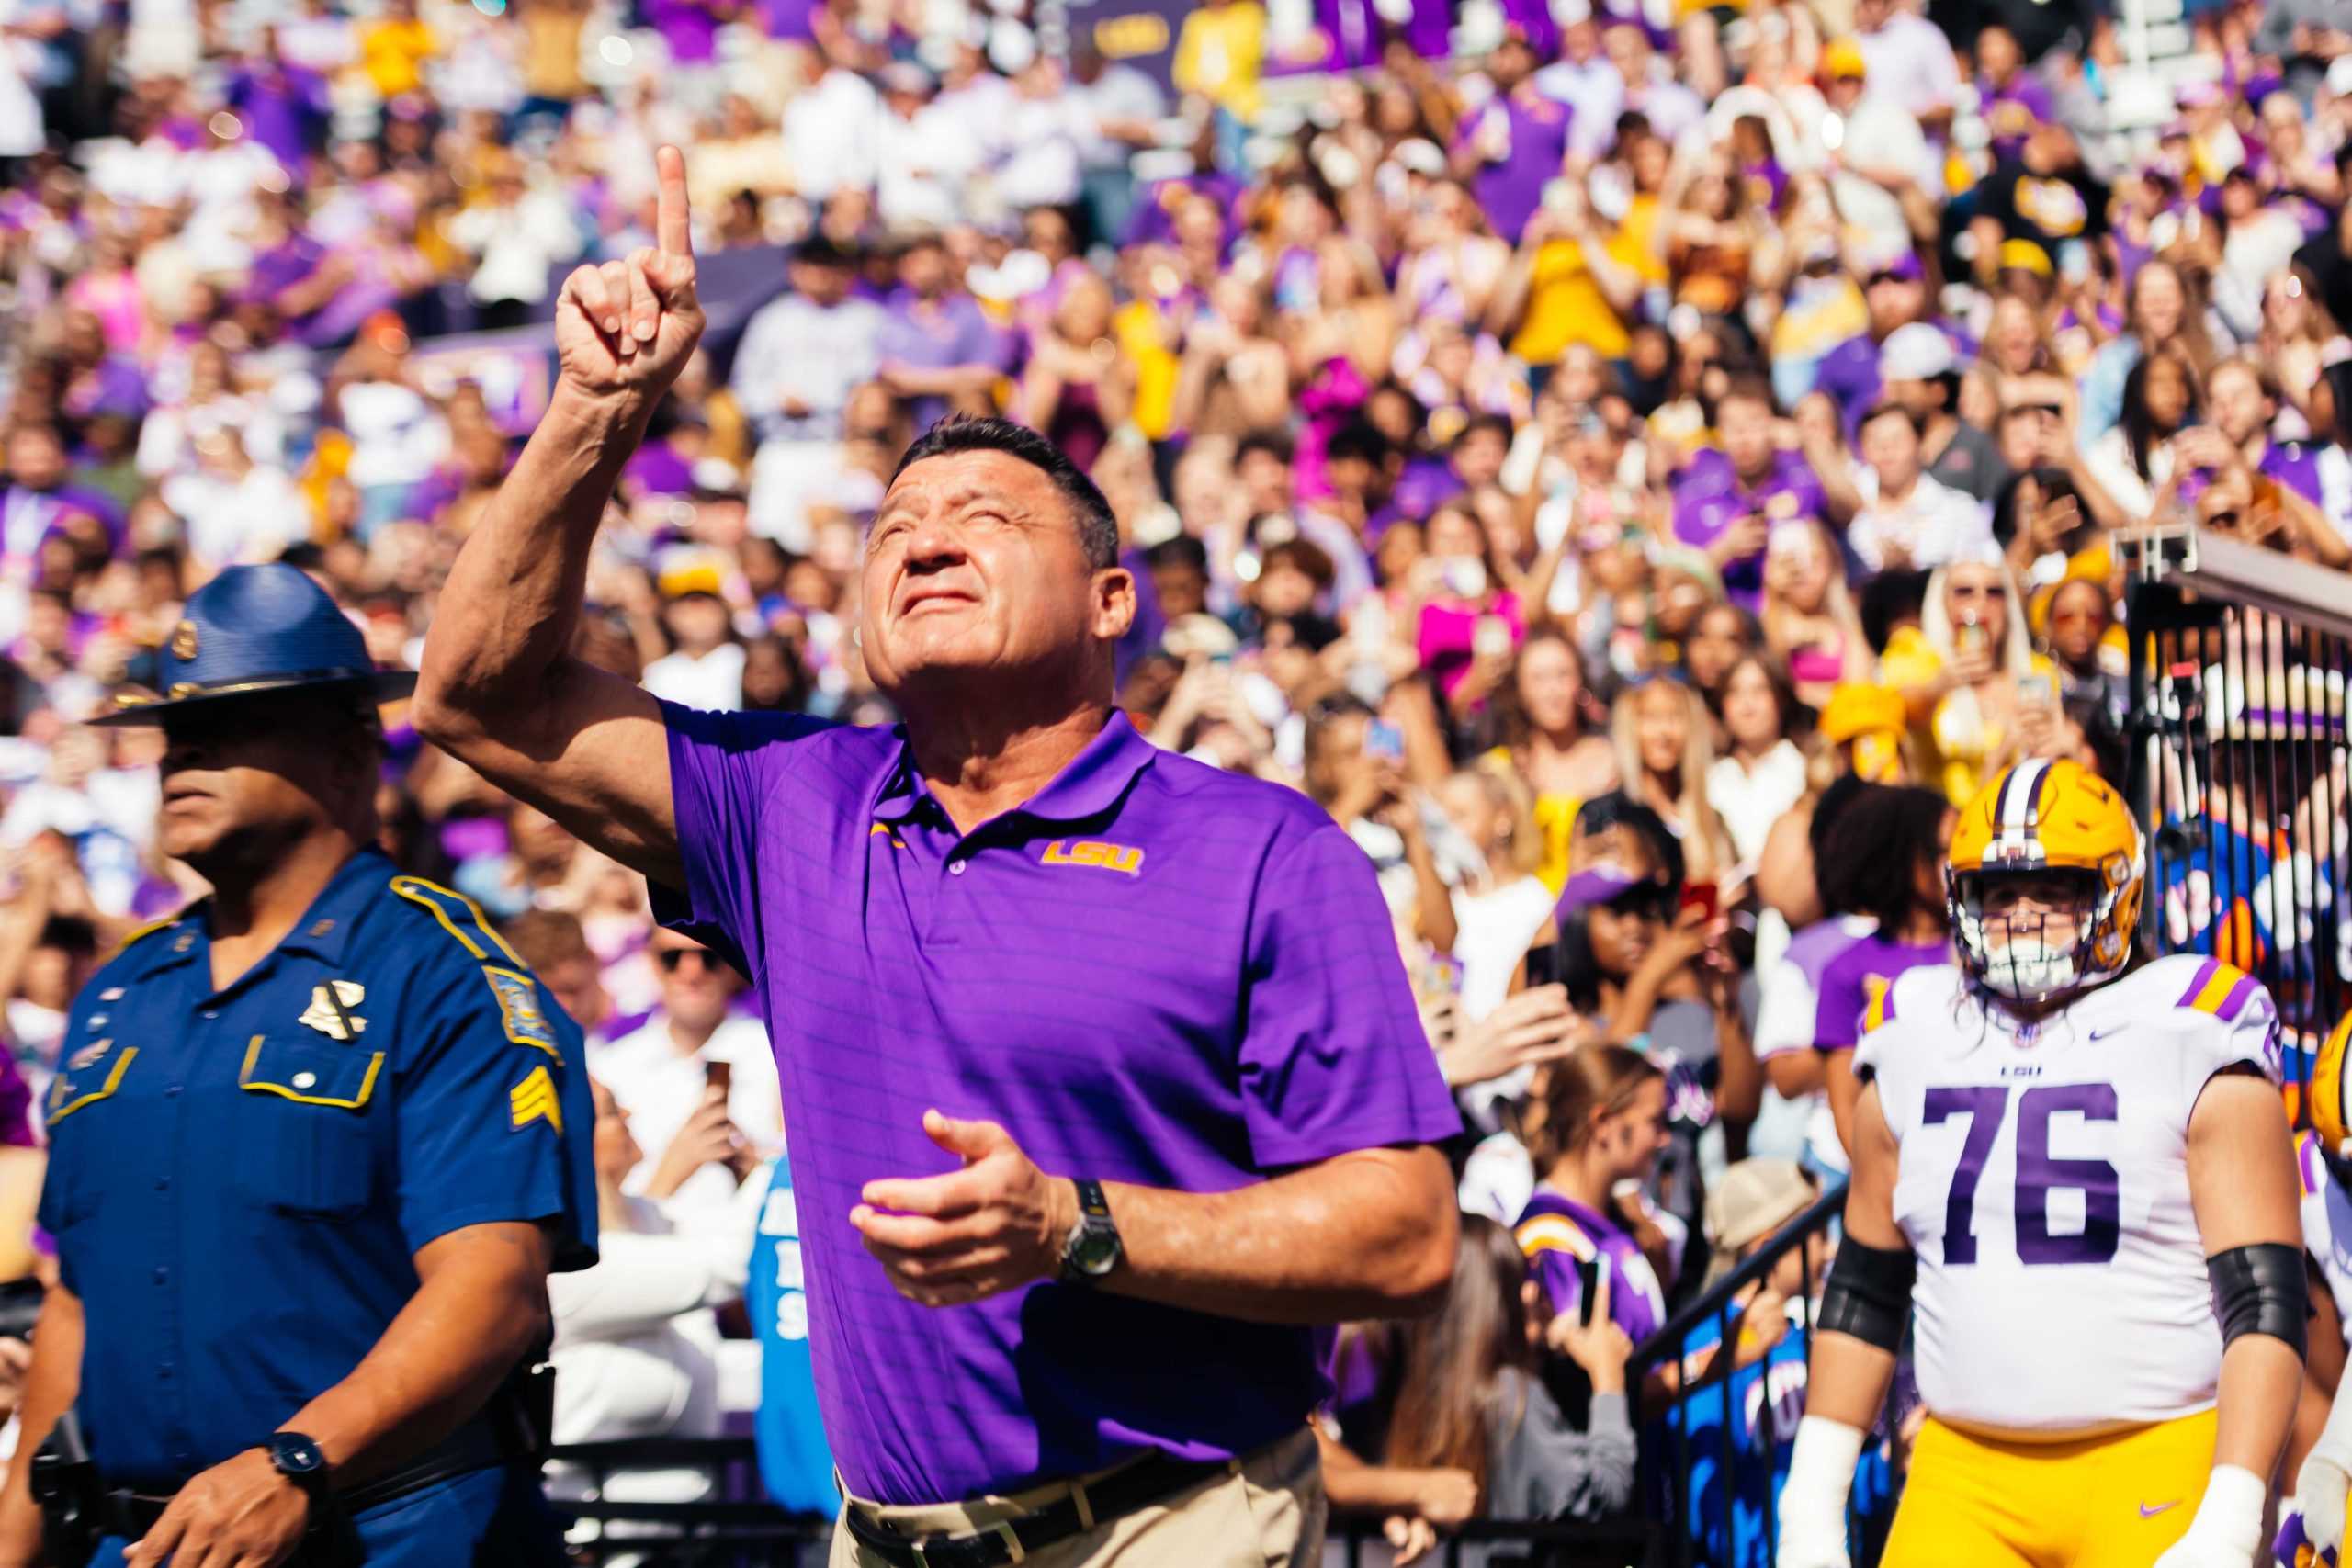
[1041,839,1145,876]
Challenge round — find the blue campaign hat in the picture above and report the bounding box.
[94,563,416,727]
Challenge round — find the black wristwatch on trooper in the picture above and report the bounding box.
[263,1431,333,1512]
[1058,1179,1123,1282]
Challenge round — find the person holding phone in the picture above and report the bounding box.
[591,929,779,1225]
[1378,1216,1638,1568]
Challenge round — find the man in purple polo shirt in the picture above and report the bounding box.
[1450,28,1571,246]
[1670,378,1825,613]
[415,149,1461,1568]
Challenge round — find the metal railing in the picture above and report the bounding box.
[1623,1181,1883,1568]
[2122,525,2352,1100]
[543,1189,1861,1567]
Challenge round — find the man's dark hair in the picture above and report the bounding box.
[1454,412,1514,450]
[794,234,854,270]
[1325,419,1391,468]
[1235,429,1295,468]
[1144,534,1209,574]
[1860,401,1924,439]
[1717,375,1779,414]
[892,416,1119,570]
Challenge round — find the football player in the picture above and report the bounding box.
[2285,1012,2352,1565]
[1777,758,2304,1568]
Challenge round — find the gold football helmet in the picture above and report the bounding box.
[1947,760,2144,1003]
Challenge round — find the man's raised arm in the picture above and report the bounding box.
[413,147,707,888]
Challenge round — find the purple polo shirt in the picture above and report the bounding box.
[1757,915,1874,1062]
[1815,936,1951,1051]
[1514,1185,1668,1346]
[875,291,1010,434]
[658,705,1460,1504]
[1453,90,1571,246]
[1670,448,1826,612]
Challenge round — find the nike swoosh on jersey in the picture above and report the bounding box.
[2138,1501,2181,1518]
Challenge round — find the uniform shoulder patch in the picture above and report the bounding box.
[509,1065,562,1134]
[482,967,561,1058]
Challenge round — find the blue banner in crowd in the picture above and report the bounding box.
[750,1153,836,1516]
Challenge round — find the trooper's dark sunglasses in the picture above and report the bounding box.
[654,948,717,973]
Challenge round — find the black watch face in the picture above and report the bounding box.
[1071,1224,1121,1277]
[272,1435,326,1477]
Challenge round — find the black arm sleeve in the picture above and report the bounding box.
[1818,1237,1915,1353]
[2208,1243,2309,1359]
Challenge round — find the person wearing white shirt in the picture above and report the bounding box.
[1705,656,1807,868]
[731,238,887,548]
[1534,16,1624,161]
[874,64,978,230]
[156,430,308,572]
[779,58,880,202]
[989,57,1091,212]
[593,931,785,1227]
[1849,404,1996,573]
[447,164,585,324]
[1854,0,1960,129]
[640,592,747,711]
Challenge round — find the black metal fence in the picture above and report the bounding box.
[544,1183,1856,1568]
[2123,525,2352,1108]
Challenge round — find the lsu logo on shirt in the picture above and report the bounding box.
[1042,840,1145,875]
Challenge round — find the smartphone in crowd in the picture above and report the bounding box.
[1679,880,1720,922]
[1364,719,1406,762]
[706,1060,733,1098]
[1576,1258,1601,1327]
[1525,940,1565,989]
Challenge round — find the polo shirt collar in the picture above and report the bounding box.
[870,712,1158,830]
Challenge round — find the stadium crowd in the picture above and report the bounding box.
[4,0,2352,1555]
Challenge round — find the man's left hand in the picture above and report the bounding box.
[125,1448,310,1568]
[853,1111,1075,1307]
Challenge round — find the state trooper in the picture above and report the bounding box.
[0,563,596,1568]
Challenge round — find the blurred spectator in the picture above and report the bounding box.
[1382,1214,1637,1565]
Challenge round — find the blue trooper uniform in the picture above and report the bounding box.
[48,563,598,1565]
[42,857,598,1566]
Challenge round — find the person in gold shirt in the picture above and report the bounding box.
[359,0,439,99]
[1174,0,1267,124]
[1877,552,2062,809]
[1488,176,1652,369]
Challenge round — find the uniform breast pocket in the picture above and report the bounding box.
[233,1036,385,1219]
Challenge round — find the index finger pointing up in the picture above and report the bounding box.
[656,144,693,258]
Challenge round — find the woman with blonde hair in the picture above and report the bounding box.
[1611,678,1735,883]
[2257,265,2348,430]
[1436,761,1561,1021]
[1880,549,2060,807]
[1760,520,1873,709]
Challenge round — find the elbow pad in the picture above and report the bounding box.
[1818,1238,1915,1353]
[2207,1242,2308,1359]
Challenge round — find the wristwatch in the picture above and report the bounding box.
[263,1432,332,1508]
[1058,1179,1123,1282]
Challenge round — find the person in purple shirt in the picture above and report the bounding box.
[1450,29,1572,247]
[1671,379,1825,613]
[874,233,1012,434]
[1514,1044,1673,1353]
[1811,783,1954,1150]
[415,150,1462,1566]
[1973,26,2054,166]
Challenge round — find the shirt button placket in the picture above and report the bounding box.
[159,993,204,1464]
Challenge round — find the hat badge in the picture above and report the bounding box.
[171,620,199,660]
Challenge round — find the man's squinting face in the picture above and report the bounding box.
[158,703,361,864]
[861,450,1134,695]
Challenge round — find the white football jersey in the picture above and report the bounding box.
[1857,953,2282,1435]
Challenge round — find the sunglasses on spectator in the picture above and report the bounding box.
[1601,884,1674,921]
[655,947,718,973]
[1949,583,2008,600]
[2008,402,2064,417]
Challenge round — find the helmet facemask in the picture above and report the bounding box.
[1950,865,2132,1005]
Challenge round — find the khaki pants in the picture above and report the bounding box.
[830,1428,1326,1568]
